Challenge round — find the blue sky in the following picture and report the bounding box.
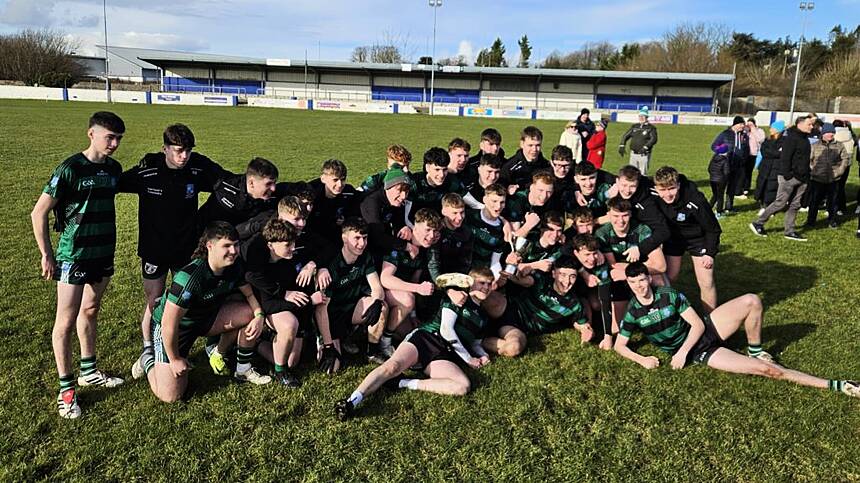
[0,0,857,63]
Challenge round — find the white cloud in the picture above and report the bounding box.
[0,0,56,26]
[456,40,474,63]
[118,31,209,51]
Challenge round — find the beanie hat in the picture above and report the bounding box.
[821,123,836,135]
[732,115,745,126]
[713,143,730,155]
[771,120,786,132]
[638,106,649,117]
[598,119,608,129]
[581,108,590,115]
[383,166,409,190]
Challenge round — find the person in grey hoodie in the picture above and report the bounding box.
[805,123,849,228]
[832,120,855,215]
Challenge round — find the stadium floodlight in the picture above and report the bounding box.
[789,1,814,120]
[103,0,110,102]
[429,0,442,115]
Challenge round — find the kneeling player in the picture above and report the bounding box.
[244,219,326,388]
[316,218,387,373]
[134,222,270,403]
[334,268,494,420]
[614,263,860,398]
[483,257,589,357]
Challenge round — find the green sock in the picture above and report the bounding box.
[274,363,286,375]
[80,356,97,377]
[59,374,76,393]
[829,380,845,392]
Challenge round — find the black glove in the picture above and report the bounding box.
[319,344,341,375]
[361,299,384,325]
[618,146,626,157]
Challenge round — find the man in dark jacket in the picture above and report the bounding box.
[654,167,722,313]
[575,108,596,160]
[710,116,750,212]
[750,115,814,241]
[618,106,658,175]
[501,126,550,192]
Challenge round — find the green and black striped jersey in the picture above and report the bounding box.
[514,272,587,333]
[420,299,490,349]
[151,257,245,329]
[465,208,508,270]
[595,222,652,260]
[619,286,692,354]
[42,153,122,264]
[324,251,375,304]
[383,247,428,281]
[520,231,563,264]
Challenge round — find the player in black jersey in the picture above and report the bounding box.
[120,124,227,359]
[197,157,279,228]
[466,128,505,180]
[243,219,326,388]
[359,166,413,263]
[614,263,860,398]
[613,165,670,263]
[407,147,466,220]
[653,166,722,313]
[463,153,502,210]
[306,159,361,244]
[501,126,550,192]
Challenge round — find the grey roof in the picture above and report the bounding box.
[134,49,733,84]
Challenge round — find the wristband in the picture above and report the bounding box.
[254,311,265,318]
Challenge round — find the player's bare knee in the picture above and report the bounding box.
[381,359,405,377]
[452,378,470,396]
[744,294,763,311]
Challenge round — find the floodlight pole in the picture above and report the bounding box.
[103,0,111,102]
[789,1,814,120]
[429,0,441,115]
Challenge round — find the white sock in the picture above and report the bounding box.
[142,340,153,350]
[348,390,364,407]
[236,362,251,374]
[399,378,419,390]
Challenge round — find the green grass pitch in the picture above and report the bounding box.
[1,99,859,481]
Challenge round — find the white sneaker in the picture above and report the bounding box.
[855,206,860,215]
[57,390,82,419]
[841,381,860,398]
[749,351,775,363]
[757,208,765,217]
[234,367,272,385]
[78,370,124,388]
[799,207,809,213]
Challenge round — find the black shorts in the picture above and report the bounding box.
[264,304,314,339]
[152,315,216,362]
[493,301,530,335]
[140,258,187,280]
[327,300,360,341]
[404,329,459,370]
[685,315,724,366]
[663,236,709,257]
[54,259,114,285]
[610,280,631,301]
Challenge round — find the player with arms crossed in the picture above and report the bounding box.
[614,262,860,398]
[31,111,126,419]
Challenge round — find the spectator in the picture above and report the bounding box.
[575,108,596,159]
[618,106,658,175]
[710,116,750,212]
[586,119,608,169]
[707,143,731,217]
[832,120,855,215]
[753,121,786,212]
[745,118,765,195]
[559,120,583,163]
[805,123,849,229]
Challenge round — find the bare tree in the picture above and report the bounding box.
[0,28,85,86]
[620,22,732,73]
[350,46,369,63]
[349,30,416,64]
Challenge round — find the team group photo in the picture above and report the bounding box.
[3,0,860,480]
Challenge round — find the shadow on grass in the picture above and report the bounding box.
[723,322,817,356]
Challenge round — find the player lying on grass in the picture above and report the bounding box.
[483,257,589,357]
[243,219,327,388]
[614,262,860,398]
[315,218,388,373]
[334,268,494,421]
[134,222,270,403]
[32,111,127,419]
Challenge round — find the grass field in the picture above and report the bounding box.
[1,99,859,481]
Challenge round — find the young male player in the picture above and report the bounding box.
[378,209,443,357]
[573,161,614,221]
[570,234,615,350]
[407,147,465,219]
[197,157,280,228]
[516,211,565,274]
[31,111,126,419]
[447,138,472,179]
[119,124,226,364]
[306,158,361,243]
[467,128,506,174]
[316,218,387,374]
[334,268,495,420]
[506,170,557,238]
[612,165,670,264]
[359,144,413,192]
[652,166,722,313]
[135,222,271,403]
[501,126,550,192]
[428,193,474,280]
[466,183,515,277]
[483,257,589,357]
[614,263,860,398]
[243,219,326,388]
[463,153,502,210]
[359,166,414,263]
